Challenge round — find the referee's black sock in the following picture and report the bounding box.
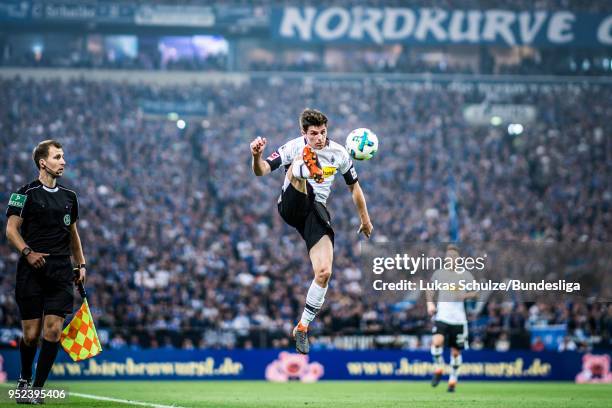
[33,339,60,388]
[19,338,38,380]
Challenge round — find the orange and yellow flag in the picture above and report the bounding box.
[60,299,102,362]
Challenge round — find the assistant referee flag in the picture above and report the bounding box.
[60,283,102,362]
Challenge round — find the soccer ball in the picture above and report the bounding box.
[345,128,378,161]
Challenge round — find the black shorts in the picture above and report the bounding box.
[277,183,334,252]
[15,256,74,320]
[432,320,468,350]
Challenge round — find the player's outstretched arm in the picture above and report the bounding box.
[348,181,373,238]
[250,136,271,176]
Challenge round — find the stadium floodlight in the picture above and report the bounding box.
[508,123,524,135]
[490,116,502,126]
[168,112,179,121]
[177,119,186,129]
[582,59,590,71]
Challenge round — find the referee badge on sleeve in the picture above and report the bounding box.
[8,193,26,208]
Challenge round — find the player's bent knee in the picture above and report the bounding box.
[315,268,332,286]
[432,334,444,346]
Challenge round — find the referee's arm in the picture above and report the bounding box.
[69,222,86,284]
[6,215,49,268]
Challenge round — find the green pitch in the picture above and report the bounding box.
[1,381,611,408]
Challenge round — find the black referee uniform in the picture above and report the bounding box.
[6,179,79,320]
[6,179,80,393]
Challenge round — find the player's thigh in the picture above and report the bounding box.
[432,333,445,346]
[308,234,333,275]
[286,163,308,194]
[278,184,310,227]
[43,257,75,320]
[15,259,45,320]
[448,325,467,350]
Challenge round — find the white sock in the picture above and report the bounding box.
[300,281,328,327]
[449,354,462,382]
[431,345,444,369]
[291,159,309,180]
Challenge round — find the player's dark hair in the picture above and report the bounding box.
[446,244,460,253]
[300,108,328,133]
[33,140,63,170]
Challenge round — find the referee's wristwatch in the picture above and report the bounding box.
[21,247,32,257]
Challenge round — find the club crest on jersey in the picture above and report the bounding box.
[64,214,71,226]
[8,193,26,208]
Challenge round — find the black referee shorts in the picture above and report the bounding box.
[277,182,334,252]
[15,256,74,320]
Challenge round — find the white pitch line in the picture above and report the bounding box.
[1,383,186,408]
[69,391,187,408]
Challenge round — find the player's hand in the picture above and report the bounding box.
[427,302,437,316]
[26,251,49,268]
[73,267,86,285]
[358,220,373,238]
[250,136,267,157]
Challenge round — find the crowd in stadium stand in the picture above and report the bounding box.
[3,42,611,77]
[248,52,612,77]
[0,76,610,351]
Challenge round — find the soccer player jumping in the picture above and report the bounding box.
[250,109,373,354]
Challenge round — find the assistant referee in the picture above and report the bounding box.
[5,140,86,396]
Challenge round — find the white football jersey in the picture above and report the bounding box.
[432,269,474,325]
[265,136,358,204]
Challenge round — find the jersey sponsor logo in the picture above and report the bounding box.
[64,214,71,226]
[322,166,337,178]
[8,193,26,208]
[267,151,280,161]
